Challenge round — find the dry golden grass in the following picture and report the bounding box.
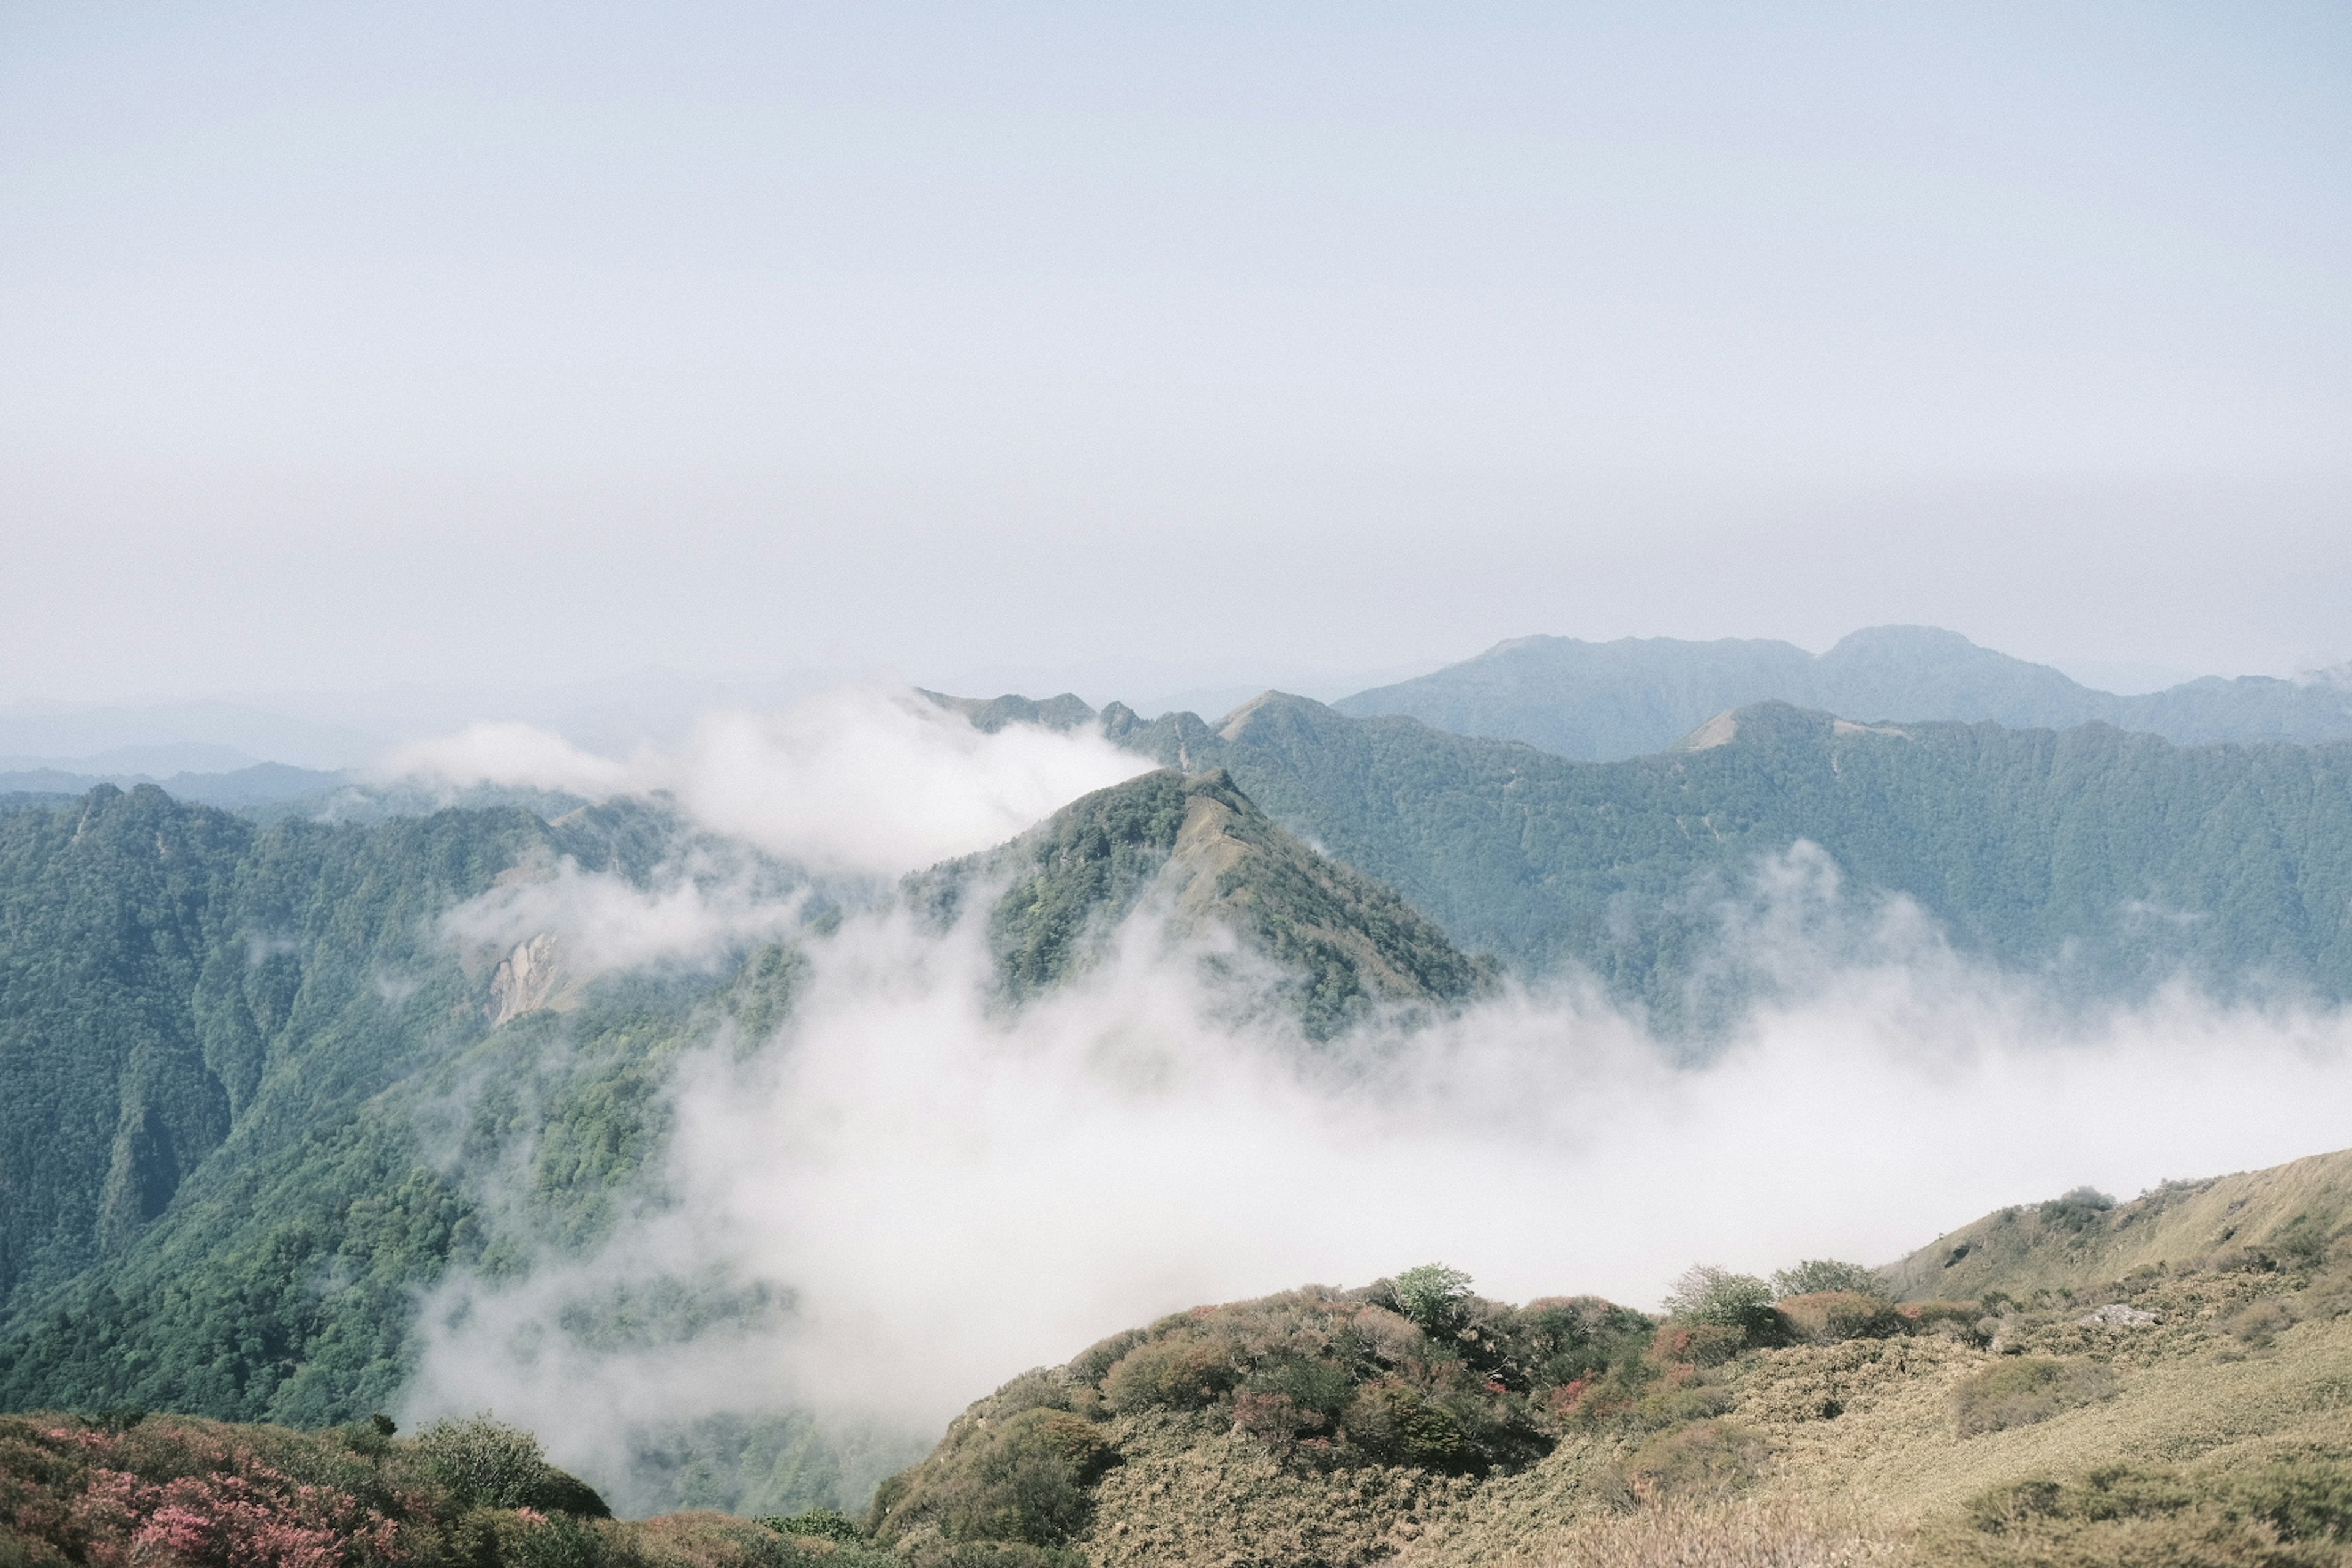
[1494,1501,1908,1568]
[1884,1148,2352,1303]
[1389,1262,2352,1567]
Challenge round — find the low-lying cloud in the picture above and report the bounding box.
[386,685,1149,878]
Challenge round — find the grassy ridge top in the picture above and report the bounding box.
[1887,1147,2352,1305]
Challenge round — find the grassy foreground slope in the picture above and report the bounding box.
[864,1151,2352,1568]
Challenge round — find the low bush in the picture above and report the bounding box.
[415,1415,611,1517]
[2037,1189,2117,1232]
[1344,1381,1480,1470]
[873,1276,1662,1558]
[757,1510,862,1544]
[0,1411,630,1568]
[1609,1420,1766,1506]
[1896,1300,1986,1343]
[1950,1357,2117,1436]
[866,1401,1116,1551]
[1099,1333,1237,1414]
[1939,1458,2352,1567]
[2228,1297,2296,1348]
[1775,1291,1901,1345]
[1650,1322,1746,1368]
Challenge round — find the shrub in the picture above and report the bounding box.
[1611,1420,1765,1505]
[413,1415,611,1517]
[415,1415,550,1508]
[1897,1300,1986,1342]
[2233,1455,2352,1544]
[1661,1267,1779,1340]
[1392,1264,1476,1336]
[1099,1333,1237,1414]
[1941,1460,2352,1567]
[760,1510,864,1543]
[1776,1291,1901,1344]
[1950,1358,2117,1436]
[2268,1210,2346,1270]
[2226,1298,2294,1348]
[873,1406,1115,1550]
[900,1542,1084,1568]
[2037,1189,2117,1232]
[0,1414,418,1568]
[1242,1357,1354,1431]
[510,1510,607,1568]
[1231,1392,1322,1450]
[1650,1323,1746,1368]
[1345,1382,1479,1471]
[944,1455,1085,1546]
[1770,1260,1885,1298]
[1066,1329,1146,1385]
[1515,1296,1658,1386]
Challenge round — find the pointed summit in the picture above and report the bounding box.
[909,768,1489,1036]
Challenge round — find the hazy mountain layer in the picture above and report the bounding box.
[0,760,348,810]
[1332,625,2352,761]
[908,768,1489,1036]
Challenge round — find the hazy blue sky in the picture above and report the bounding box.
[2,2,2346,706]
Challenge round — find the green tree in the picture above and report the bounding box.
[1392,1264,1475,1335]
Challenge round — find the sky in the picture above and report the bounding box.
[2,2,2348,710]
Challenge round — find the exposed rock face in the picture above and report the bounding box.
[2077,1303,2160,1329]
[488,932,561,1025]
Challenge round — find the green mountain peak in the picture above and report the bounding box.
[910,767,1490,1037]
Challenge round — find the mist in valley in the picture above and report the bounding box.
[383,690,2352,1510]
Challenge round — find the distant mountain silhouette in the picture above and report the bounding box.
[1332,625,2352,760]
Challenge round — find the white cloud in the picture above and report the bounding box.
[384,685,1148,878]
[405,871,2352,1502]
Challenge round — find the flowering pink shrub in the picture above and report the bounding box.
[5,1416,410,1568]
[1,1412,639,1568]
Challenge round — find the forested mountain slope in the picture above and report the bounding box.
[0,786,840,1502]
[1078,693,2352,1023]
[1333,625,2352,761]
[0,784,545,1316]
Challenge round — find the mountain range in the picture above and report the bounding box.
[1333,625,2352,761]
[932,688,2352,1028]
[8,634,2352,1556]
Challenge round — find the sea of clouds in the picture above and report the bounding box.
[386,686,2352,1507]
